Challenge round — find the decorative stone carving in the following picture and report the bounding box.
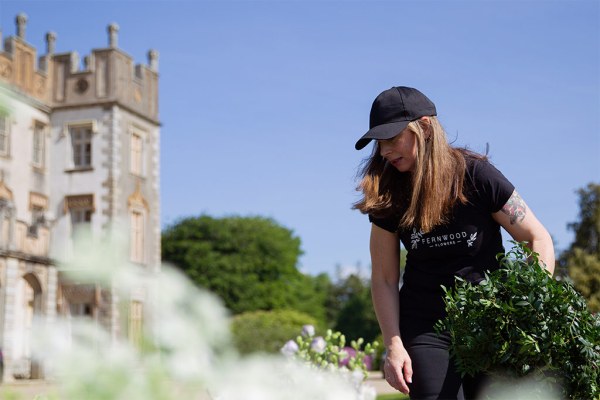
[76,78,89,94]
[29,192,48,211]
[35,76,46,97]
[64,194,95,213]
[0,180,14,201]
[0,61,12,79]
[128,182,149,210]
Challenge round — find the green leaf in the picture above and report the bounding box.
[436,242,600,400]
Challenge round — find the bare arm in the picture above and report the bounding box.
[492,190,555,274]
[370,224,412,394]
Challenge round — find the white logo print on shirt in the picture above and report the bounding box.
[467,232,478,247]
[410,228,424,249]
[410,228,478,249]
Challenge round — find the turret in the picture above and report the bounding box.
[0,16,159,122]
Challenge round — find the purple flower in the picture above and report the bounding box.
[310,336,326,354]
[338,347,355,367]
[280,340,299,357]
[301,324,315,337]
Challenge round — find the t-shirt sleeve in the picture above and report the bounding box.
[470,159,515,213]
[368,214,399,233]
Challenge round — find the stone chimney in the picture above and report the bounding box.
[45,31,56,54]
[148,49,159,71]
[16,13,27,40]
[108,23,119,48]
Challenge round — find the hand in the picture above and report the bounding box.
[383,341,413,394]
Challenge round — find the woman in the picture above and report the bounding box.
[353,86,554,399]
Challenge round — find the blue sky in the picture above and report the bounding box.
[1,0,598,277]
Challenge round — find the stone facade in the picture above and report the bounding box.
[0,14,160,380]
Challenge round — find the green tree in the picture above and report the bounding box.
[561,183,600,312]
[327,271,365,324]
[335,280,380,343]
[567,183,600,253]
[281,271,330,328]
[327,274,380,343]
[567,248,600,311]
[161,215,326,323]
[328,248,407,342]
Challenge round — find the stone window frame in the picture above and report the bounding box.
[129,208,145,264]
[128,183,149,265]
[129,124,146,177]
[64,194,95,236]
[63,120,97,172]
[28,192,48,238]
[0,181,15,249]
[128,300,143,347]
[0,113,11,158]
[31,120,47,170]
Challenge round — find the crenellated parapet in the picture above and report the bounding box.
[0,14,49,102]
[0,14,159,123]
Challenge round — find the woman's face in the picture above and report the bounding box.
[378,127,418,172]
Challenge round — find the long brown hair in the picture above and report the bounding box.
[353,116,472,233]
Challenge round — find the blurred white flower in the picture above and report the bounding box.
[301,324,315,337]
[310,336,327,353]
[147,266,233,383]
[351,369,364,386]
[213,356,358,400]
[60,224,131,285]
[357,383,377,400]
[33,317,147,400]
[30,226,373,400]
[479,374,561,400]
[281,340,299,357]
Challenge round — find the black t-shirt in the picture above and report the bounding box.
[369,157,515,326]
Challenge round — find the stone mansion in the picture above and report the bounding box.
[0,14,160,380]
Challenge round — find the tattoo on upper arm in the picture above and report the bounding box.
[501,191,527,224]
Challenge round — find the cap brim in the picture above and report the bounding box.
[354,120,411,150]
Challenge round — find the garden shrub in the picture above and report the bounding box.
[436,242,600,400]
[231,309,318,355]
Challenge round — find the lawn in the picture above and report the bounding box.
[376,393,409,400]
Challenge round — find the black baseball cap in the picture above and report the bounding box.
[355,86,437,150]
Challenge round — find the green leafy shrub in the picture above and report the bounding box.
[231,309,317,354]
[435,242,600,400]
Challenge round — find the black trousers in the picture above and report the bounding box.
[401,322,485,400]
